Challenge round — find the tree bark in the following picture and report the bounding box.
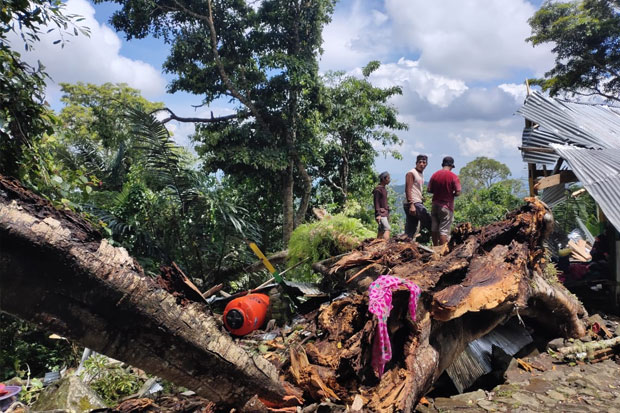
[282,161,295,244]
[0,175,293,410]
[0,177,590,412]
[295,198,588,412]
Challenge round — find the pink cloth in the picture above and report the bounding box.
[368,275,421,378]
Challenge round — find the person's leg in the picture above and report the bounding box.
[417,203,432,232]
[380,216,391,240]
[438,207,453,245]
[430,204,440,246]
[403,203,419,238]
[415,203,431,243]
[403,203,413,237]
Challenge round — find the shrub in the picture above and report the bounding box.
[287,214,374,281]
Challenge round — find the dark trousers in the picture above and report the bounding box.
[404,202,431,239]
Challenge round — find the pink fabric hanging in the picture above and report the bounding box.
[368,275,421,378]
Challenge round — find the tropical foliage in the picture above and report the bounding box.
[454,182,525,227]
[97,0,337,242]
[552,184,600,236]
[528,0,620,101]
[316,61,406,206]
[0,313,79,381]
[0,0,89,176]
[459,156,512,193]
[287,214,375,281]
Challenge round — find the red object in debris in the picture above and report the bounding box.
[223,293,270,336]
[0,384,6,396]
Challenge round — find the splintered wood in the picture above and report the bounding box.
[288,198,587,413]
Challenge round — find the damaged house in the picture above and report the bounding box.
[518,91,620,312]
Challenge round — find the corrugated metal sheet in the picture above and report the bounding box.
[541,184,566,209]
[551,144,620,232]
[521,128,560,164]
[517,92,620,150]
[446,320,532,393]
[576,216,595,244]
[517,93,620,232]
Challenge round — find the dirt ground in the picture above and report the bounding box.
[417,352,620,413]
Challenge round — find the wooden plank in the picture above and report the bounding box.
[519,146,556,153]
[534,170,578,190]
[528,163,537,197]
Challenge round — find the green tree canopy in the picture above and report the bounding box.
[57,82,163,190]
[1,0,89,177]
[528,0,620,101]
[96,0,336,243]
[316,61,406,206]
[455,182,525,227]
[458,156,511,193]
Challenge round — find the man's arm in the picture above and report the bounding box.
[373,189,382,221]
[405,172,416,214]
[405,172,414,203]
[453,176,461,197]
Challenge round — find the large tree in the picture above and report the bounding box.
[57,82,164,191]
[97,0,336,243]
[528,0,620,101]
[316,61,406,206]
[458,156,511,193]
[0,0,89,177]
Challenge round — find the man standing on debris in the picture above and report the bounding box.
[404,154,431,241]
[373,171,391,239]
[428,156,461,246]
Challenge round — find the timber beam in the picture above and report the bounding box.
[534,170,578,191]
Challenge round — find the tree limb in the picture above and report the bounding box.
[151,107,241,124]
[204,0,270,133]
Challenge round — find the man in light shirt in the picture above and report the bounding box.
[403,154,431,241]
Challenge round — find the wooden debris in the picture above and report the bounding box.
[556,336,620,361]
[294,198,588,412]
[567,239,591,262]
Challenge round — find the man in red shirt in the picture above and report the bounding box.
[427,156,461,246]
[373,171,391,239]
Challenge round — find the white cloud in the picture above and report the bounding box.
[456,132,521,157]
[320,0,392,71]
[383,0,554,81]
[367,58,468,108]
[499,83,529,104]
[8,0,166,102]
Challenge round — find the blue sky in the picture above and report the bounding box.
[12,0,556,187]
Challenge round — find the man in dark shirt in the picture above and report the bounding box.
[373,171,391,239]
[427,157,461,246]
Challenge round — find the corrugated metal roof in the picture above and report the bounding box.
[551,144,620,232]
[541,184,566,209]
[517,92,620,232]
[522,128,561,164]
[517,92,620,150]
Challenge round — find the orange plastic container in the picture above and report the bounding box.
[223,293,270,336]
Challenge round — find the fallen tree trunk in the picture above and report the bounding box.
[0,175,294,410]
[0,175,589,412]
[290,198,587,412]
